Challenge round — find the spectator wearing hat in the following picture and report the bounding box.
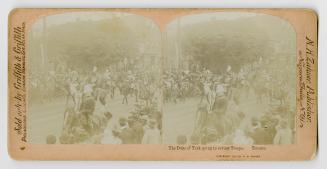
[142,119,161,144]
[273,119,292,144]
[116,117,137,144]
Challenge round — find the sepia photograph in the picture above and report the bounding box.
[27,12,296,145]
[7,8,318,160]
[162,12,296,145]
[27,12,163,144]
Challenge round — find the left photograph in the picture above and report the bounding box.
[27,12,163,144]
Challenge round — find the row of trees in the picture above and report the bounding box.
[29,16,160,72]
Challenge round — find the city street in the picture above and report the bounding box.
[28,94,136,143]
[27,86,268,144]
[162,88,268,144]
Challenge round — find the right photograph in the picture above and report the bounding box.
[162,12,296,145]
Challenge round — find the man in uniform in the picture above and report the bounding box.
[121,80,130,105]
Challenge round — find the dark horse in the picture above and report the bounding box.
[192,95,229,144]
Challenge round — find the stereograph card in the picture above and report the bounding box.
[8,8,318,160]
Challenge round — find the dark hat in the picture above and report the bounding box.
[104,112,112,119]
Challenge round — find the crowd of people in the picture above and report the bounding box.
[35,55,294,145]
[170,57,295,145]
[38,57,163,144]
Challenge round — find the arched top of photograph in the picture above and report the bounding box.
[30,11,160,32]
[28,12,161,73]
[169,12,295,25]
[165,12,296,73]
